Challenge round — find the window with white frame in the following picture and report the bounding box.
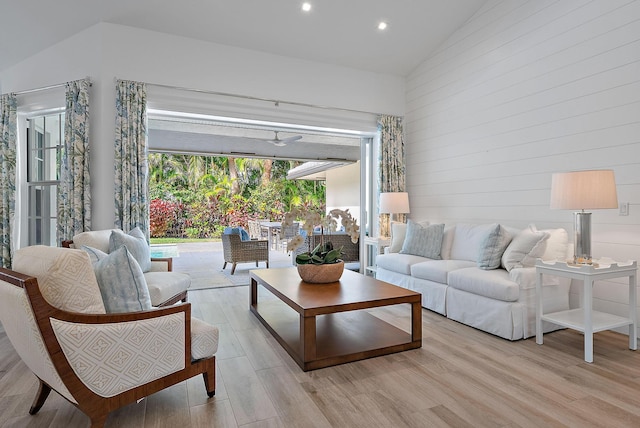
[26,113,64,245]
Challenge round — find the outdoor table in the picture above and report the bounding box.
[259,221,282,249]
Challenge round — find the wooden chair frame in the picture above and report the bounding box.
[0,267,215,428]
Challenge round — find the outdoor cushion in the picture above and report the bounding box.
[376,253,428,275]
[144,271,191,307]
[223,226,250,241]
[410,259,476,284]
[448,267,519,302]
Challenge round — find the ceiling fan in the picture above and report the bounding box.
[264,131,302,147]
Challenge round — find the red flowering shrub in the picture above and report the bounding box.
[150,199,181,238]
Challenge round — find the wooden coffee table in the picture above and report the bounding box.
[250,267,422,371]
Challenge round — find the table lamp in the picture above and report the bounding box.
[379,192,410,237]
[550,170,618,265]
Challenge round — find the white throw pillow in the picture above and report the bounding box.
[400,221,444,259]
[539,228,569,262]
[440,226,456,260]
[501,224,550,272]
[449,223,498,262]
[388,222,407,253]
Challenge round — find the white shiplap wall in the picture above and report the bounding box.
[405,0,640,328]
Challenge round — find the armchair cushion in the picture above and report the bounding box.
[109,227,151,272]
[143,271,191,307]
[83,245,152,313]
[12,246,106,314]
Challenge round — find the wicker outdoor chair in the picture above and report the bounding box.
[221,233,270,274]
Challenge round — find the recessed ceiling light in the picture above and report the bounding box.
[378,21,388,30]
[302,2,311,12]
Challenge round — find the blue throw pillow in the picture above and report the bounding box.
[83,245,152,313]
[223,226,250,241]
[400,221,445,259]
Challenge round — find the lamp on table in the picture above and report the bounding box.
[379,192,410,238]
[550,170,618,265]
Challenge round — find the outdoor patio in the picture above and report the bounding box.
[169,242,295,290]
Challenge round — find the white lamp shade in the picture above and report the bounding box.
[550,170,618,210]
[379,192,410,214]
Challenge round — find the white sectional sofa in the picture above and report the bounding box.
[376,221,571,340]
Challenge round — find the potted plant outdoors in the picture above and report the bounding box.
[283,208,360,283]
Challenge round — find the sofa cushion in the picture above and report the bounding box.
[72,229,113,253]
[12,246,106,314]
[411,259,476,284]
[400,221,444,259]
[85,245,152,313]
[477,224,513,270]
[448,267,520,302]
[376,253,428,275]
[109,227,151,272]
[501,224,550,272]
[449,223,497,262]
[144,271,191,307]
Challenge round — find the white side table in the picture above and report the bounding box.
[535,259,637,363]
[363,236,390,277]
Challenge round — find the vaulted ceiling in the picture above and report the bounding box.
[1,0,487,76]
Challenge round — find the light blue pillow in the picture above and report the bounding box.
[83,245,152,313]
[400,221,445,259]
[109,227,151,272]
[477,224,513,270]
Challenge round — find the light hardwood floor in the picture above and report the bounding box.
[2,283,640,428]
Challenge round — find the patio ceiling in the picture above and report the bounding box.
[148,115,362,163]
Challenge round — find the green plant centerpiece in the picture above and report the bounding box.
[283,208,360,283]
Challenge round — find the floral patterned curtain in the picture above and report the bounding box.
[378,115,406,237]
[0,94,17,268]
[57,79,91,242]
[114,80,149,238]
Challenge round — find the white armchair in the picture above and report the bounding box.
[0,246,217,428]
[62,228,190,307]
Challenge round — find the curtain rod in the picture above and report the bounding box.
[13,77,91,96]
[142,81,394,118]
